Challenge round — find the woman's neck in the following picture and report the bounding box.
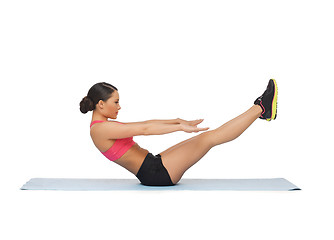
[91,111,108,122]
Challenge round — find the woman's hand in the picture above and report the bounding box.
[179,119,210,133]
[178,118,206,126]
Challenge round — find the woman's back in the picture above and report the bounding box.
[89,120,149,175]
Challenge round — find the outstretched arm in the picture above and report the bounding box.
[145,118,181,125]
[144,119,209,135]
[144,121,181,135]
[145,118,204,125]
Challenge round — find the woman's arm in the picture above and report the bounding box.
[144,119,209,135]
[145,118,181,124]
[144,122,181,135]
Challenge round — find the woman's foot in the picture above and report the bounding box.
[254,79,278,121]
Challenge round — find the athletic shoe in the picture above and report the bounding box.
[254,79,278,121]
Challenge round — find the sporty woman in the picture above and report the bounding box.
[79,79,278,186]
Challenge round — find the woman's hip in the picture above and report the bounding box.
[135,152,175,186]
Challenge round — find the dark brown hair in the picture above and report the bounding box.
[79,82,118,114]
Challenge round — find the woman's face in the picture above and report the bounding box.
[99,91,121,119]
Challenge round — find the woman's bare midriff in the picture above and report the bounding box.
[113,143,149,175]
[90,123,149,175]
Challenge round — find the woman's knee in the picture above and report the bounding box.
[199,130,217,148]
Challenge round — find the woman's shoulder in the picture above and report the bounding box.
[91,120,123,126]
[90,120,125,137]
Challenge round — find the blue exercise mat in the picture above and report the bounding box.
[20,178,301,191]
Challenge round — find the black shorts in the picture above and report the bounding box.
[135,152,175,186]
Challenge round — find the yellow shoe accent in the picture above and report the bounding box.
[271,78,278,120]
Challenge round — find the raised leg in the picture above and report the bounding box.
[159,105,263,184]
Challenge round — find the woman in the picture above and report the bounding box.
[79,79,278,186]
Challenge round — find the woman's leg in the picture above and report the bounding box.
[159,104,263,184]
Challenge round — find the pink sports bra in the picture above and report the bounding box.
[90,120,136,161]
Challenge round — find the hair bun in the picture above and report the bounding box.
[79,96,95,114]
[84,96,92,101]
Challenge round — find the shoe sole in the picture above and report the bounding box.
[266,78,278,121]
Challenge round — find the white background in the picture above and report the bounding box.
[1,0,333,239]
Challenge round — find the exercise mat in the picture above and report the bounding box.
[20,178,300,191]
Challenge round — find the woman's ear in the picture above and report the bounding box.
[97,100,104,109]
